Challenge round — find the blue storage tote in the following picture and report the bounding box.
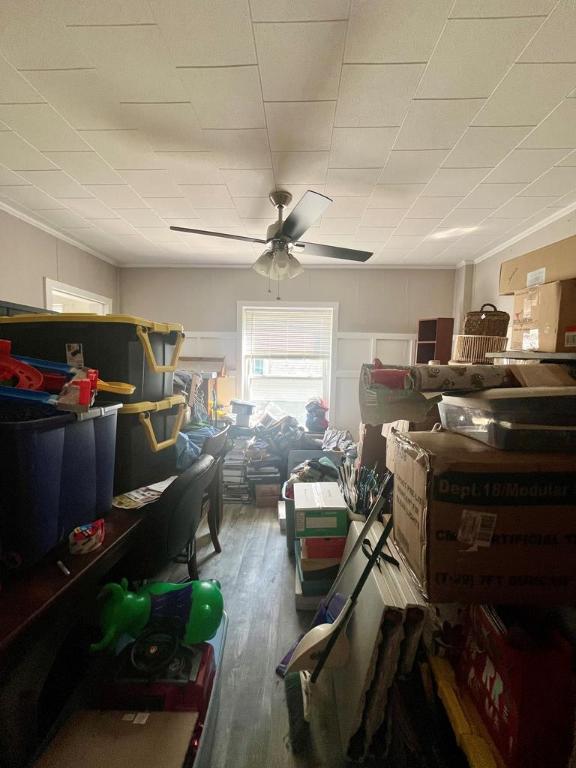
[0,400,120,570]
[0,314,184,404]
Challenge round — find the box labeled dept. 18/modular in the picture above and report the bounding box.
[387,430,576,603]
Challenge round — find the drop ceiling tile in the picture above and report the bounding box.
[395,100,482,150]
[59,197,119,219]
[330,127,398,168]
[557,150,576,166]
[546,189,576,209]
[233,197,272,218]
[85,185,147,209]
[0,55,42,103]
[407,197,460,218]
[460,183,526,208]
[477,217,522,234]
[150,0,255,66]
[178,66,264,130]
[0,185,61,210]
[335,64,425,128]
[409,240,453,259]
[266,102,336,152]
[379,150,449,184]
[318,218,360,235]
[450,1,554,17]
[387,234,424,250]
[519,0,576,63]
[242,218,275,236]
[521,100,576,149]
[118,104,204,152]
[43,152,123,185]
[70,26,187,102]
[222,169,275,197]
[361,209,406,227]
[23,70,124,131]
[355,227,395,242]
[320,197,369,218]
[39,209,90,228]
[205,129,271,169]
[199,209,244,227]
[345,0,452,63]
[0,104,88,152]
[94,219,139,236]
[395,218,443,236]
[272,152,329,185]
[0,1,89,69]
[120,170,182,197]
[369,184,425,209]
[143,198,199,218]
[441,208,491,227]
[520,166,576,196]
[485,148,570,183]
[137,227,183,244]
[256,21,346,101]
[423,167,490,197]
[179,185,235,208]
[445,126,532,168]
[19,170,91,199]
[118,208,164,227]
[474,64,576,128]
[56,0,155,24]
[417,18,542,99]
[154,152,222,184]
[77,130,161,171]
[325,169,380,197]
[491,196,557,218]
[0,165,27,186]
[250,0,349,21]
[0,132,57,171]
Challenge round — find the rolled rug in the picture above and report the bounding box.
[406,364,512,392]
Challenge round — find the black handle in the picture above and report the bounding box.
[480,303,497,313]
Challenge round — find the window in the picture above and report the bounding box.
[44,278,112,315]
[240,304,335,425]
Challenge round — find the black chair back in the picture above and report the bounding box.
[201,425,230,458]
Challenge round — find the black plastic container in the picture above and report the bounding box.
[0,401,120,569]
[0,314,184,404]
[113,395,185,494]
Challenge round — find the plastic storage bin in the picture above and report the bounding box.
[114,394,185,494]
[0,314,184,404]
[0,400,120,569]
[439,387,576,450]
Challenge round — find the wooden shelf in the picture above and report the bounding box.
[486,350,576,361]
[416,317,454,364]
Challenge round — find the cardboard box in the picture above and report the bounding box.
[294,482,349,537]
[510,280,576,352]
[35,710,198,768]
[499,234,576,295]
[387,430,576,603]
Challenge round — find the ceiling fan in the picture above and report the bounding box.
[170,189,373,281]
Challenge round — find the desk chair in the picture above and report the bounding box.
[200,426,230,554]
[123,455,217,581]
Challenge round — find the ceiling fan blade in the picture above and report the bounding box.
[279,190,332,242]
[295,241,373,262]
[170,226,267,244]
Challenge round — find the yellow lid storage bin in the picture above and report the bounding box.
[113,395,185,494]
[0,314,184,404]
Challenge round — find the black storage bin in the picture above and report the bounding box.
[0,314,184,404]
[0,401,120,570]
[114,395,185,494]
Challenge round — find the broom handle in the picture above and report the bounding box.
[324,472,391,606]
[311,517,394,684]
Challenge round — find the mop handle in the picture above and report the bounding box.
[311,516,394,684]
[324,471,391,606]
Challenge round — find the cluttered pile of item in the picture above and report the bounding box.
[278,344,576,767]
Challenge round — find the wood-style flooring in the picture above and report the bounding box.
[165,503,317,768]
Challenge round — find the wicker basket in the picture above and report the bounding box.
[464,303,509,337]
[453,334,508,364]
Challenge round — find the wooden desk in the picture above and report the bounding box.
[0,506,149,768]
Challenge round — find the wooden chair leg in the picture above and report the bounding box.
[208,500,222,554]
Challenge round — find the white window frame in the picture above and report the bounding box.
[44,278,113,314]
[237,300,339,416]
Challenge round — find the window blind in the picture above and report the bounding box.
[242,306,333,359]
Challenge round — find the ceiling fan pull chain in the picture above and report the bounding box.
[276,277,281,301]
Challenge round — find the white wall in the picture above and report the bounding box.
[120,266,455,434]
[0,209,118,309]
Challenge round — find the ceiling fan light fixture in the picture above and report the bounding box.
[252,246,303,281]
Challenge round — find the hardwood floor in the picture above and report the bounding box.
[165,503,316,768]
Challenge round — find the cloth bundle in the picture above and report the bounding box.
[305,397,329,432]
